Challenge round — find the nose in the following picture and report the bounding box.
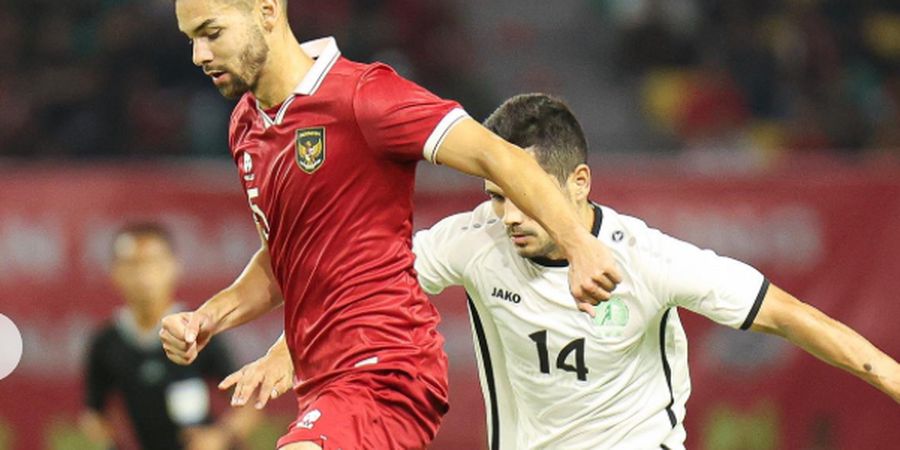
[192,39,213,67]
[502,200,524,228]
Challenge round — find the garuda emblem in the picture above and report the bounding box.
[295,127,326,174]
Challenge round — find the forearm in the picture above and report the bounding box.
[437,120,588,252]
[199,246,283,334]
[753,291,900,397]
[484,147,586,251]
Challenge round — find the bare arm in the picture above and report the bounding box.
[197,244,284,334]
[436,118,621,311]
[161,235,283,365]
[751,284,900,403]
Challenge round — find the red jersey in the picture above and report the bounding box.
[228,38,465,398]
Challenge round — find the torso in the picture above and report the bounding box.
[228,56,451,394]
[90,321,219,450]
[461,204,689,449]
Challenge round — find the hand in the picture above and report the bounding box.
[182,426,230,450]
[219,349,294,409]
[159,311,214,365]
[566,234,622,317]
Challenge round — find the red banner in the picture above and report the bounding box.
[1,161,899,449]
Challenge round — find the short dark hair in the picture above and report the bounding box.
[483,93,588,183]
[112,222,176,257]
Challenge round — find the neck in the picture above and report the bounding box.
[578,200,596,233]
[254,27,311,109]
[545,201,596,260]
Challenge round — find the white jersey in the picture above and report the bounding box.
[413,202,768,450]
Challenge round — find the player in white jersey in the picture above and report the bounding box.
[217,94,900,449]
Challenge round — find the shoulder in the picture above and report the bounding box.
[593,204,667,266]
[350,61,421,100]
[597,203,728,275]
[415,202,505,265]
[414,202,505,288]
[307,57,370,98]
[355,61,401,85]
[596,205,655,244]
[428,202,504,244]
[314,59,396,126]
[313,58,395,101]
[335,57,384,80]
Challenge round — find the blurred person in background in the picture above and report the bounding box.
[223,94,900,450]
[80,223,260,450]
[158,0,621,448]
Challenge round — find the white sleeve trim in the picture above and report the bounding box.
[423,107,469,163]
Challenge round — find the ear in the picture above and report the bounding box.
[567,164,592,202]
[258,0,279,31]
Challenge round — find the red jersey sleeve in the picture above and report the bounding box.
[353,64,468,162]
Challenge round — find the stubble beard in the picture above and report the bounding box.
[217,25,269,99]
[519,241,559,259]
[509,229,559,260]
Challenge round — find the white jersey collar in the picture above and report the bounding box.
[293,36,341,96]
[256,36,341,128]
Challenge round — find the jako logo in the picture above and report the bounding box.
[491,287,521,304]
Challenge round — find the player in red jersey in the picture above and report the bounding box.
[160,0,622,448]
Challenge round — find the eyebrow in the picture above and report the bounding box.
[190,18,218,36]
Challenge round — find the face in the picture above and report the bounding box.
[111,234,179,312]
[176,0,269,99]
[484,174,575,260]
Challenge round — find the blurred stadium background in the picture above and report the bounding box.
[1,0,899,448]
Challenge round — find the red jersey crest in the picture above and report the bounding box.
[295,127,325,174]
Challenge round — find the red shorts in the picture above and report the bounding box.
[276,370,449,449]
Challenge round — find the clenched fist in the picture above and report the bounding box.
[159,311,214,365]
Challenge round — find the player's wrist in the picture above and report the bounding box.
[266,341,289,358]
[193,303,224,337]
[557,228,595,259]
[198,286,246,333]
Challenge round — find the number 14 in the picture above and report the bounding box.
[528,330,589,381]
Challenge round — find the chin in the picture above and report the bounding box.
[218,85,248,99]
[515,247,543,259]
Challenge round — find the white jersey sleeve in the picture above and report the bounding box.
[627,216,769,330]
[413,202,498,295]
